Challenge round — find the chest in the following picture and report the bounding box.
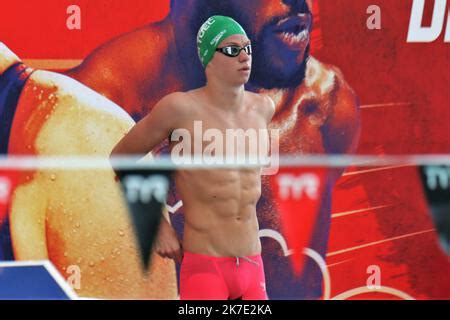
[182,104,267,134]
[170,107,269,158]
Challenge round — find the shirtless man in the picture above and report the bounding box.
[69,0,360,299]
[0,42,177,299]
[111,16,275,300]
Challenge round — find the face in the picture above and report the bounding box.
[207,34,252,86]
[175,0,313,88]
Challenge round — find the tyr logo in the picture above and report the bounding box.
[277,173,320,200]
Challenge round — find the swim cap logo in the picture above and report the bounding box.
[197,15,248,67]
[197,17,216,45]
[211,30,227,46]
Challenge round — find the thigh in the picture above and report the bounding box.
[242,257,268,300]
[180,273,229,300]
[180,255,229,300]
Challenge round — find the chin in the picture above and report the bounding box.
[240,77,251,86]
[230,74,250,86]
[232,80,249,87]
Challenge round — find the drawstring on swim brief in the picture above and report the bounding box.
[235,256,259,267]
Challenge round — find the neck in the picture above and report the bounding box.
[203,77,245,110]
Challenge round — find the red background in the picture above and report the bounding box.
[1,0,449,299]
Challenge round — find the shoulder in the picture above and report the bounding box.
[246,91,275,122]
[158,91,190,105]
[84,21,170,68]
[102,21,172,75]
[150,91,193,116]
[14,70,134,156]
[67,20,172,89]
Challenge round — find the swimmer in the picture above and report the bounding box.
[111,16,275,300]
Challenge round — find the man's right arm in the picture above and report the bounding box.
[109,93,185,262]
[110,92,183,159]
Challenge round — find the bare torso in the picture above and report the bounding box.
[169,90,270,257]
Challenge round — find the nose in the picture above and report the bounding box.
[282,0,310,13]
[238,48,251,63]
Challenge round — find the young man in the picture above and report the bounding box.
[111,16,275,300]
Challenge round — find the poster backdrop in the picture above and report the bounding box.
[0,0,449,299]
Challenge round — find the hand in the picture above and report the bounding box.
[154,218,183,263]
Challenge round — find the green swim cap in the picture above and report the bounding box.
[197,15,247,68]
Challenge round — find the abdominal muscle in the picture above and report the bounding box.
[175,168,262,257]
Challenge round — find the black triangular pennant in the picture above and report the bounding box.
[418,165,450,256]
[116,168,173,270]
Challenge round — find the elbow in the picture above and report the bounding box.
[109,144,117,161]
[109,144,117,159]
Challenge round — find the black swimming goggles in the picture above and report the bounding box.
[215,44,252,57]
